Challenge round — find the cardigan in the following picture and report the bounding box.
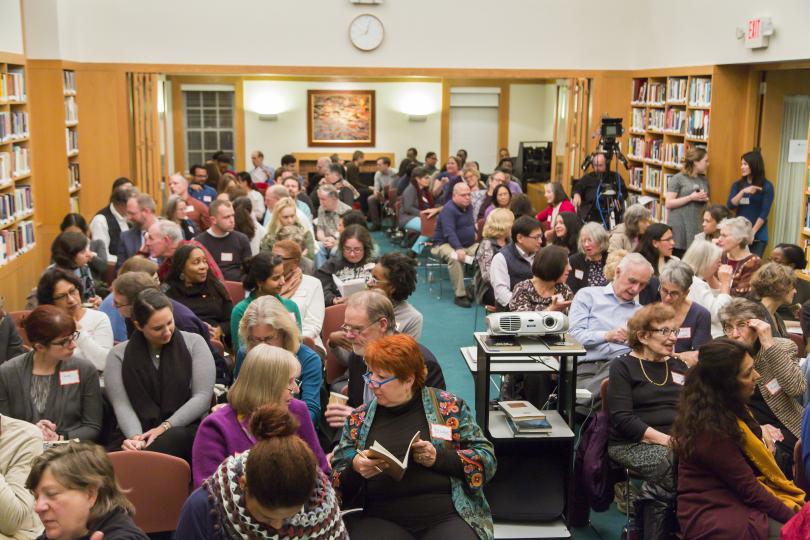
[190,400,328,488]
[332,387,496,540]
[752,338,805,438]
[0,352,102,442]
[722,252,761,297]
[0,415,43,540]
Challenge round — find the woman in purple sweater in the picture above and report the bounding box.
[191,343,328,487]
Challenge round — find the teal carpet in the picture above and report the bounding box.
[373,231,627,539]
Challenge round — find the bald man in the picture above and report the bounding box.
[431,182,478,307]
[169,173,209,231]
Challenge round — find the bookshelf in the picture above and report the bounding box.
[628,75,711,221]
[64,69,80,213]
[797,113,810,282]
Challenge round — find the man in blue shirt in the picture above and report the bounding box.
[431,182,478,308]
[188,164,218,206]
[569,252,652,398]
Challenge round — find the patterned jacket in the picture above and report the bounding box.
[331,386,497,540]
[754,337,806,438]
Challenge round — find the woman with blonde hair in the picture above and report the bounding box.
[473,208,515,306]
[666,146,710,256]
[260,196,316,256]
[26,442,148,539]
[191,344,327,487]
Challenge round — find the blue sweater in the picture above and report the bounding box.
[189,184,218,206]
[433,201,476,249]
[727,178,774,242]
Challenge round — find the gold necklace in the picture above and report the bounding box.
[638,356,669,386]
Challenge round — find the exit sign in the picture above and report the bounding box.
[745,17,773,49]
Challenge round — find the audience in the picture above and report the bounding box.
[332,333,495,539]
[483,184,512,222]
[672,338,803,539]
[232,195,265,255]
[464,167,487,220]
[314,184,352,268]
[536,181,575,241]
[658,261,711,366]
[665,146,710,256]
[117,192,157,269]
[59,213,108,283]
[751,262,796,338]
[145,219,184,265]
[89,182,132,263]
[473,208,514,307]
[261,196,316,256]
[188,164,218,205]
[636,223,677,276]
[727,150,775,257]
[282,171,315,220]
[431,182,478,308]
[400,167,438,256]
[0,413,43,539]
[607,303,686,539]
[35,269,112,373]
[316,225,376,307]
[509,245,573,313]
[490,216,543,310]
[243,162,269,213]
[98,257,158,342]
[27,442,149,540]
[177,406,347,539]
[191,344,327,488]
[50,231,101,306]
[168,173,209,232]
[567,221,609,294]
[271,240,325,349]
[717,216,761,296]
[682,239,733,337]
[608,203,652,254]
[769,243,810,321]
[694,203,732,243]
[551,211,581,254]
[432,155,463,202]
[163,194,198,241]
[0,305,102,442]
[367,253,423,339]
[368,157,398,231]
[194,199,252,282]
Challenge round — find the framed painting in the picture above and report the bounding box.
[307,89,375,147]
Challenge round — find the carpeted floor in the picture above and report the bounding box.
[373,230,627,539]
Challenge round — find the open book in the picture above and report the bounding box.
[333,274,367,298]
[365,431,421,481]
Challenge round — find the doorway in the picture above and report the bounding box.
[448,87,500,172]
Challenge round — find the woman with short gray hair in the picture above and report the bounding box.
[567,221,609,294]
[717,216,761,296]
[658,261,711,367]
[608,204,652,254]
[682,239,733,337]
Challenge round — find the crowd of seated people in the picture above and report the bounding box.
[3,144,810,540]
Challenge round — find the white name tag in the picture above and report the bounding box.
[765,378,782,395]
[740,197,750,205]
[203,195,212,202]
[677,327,691,339]
[671,371,685,385]
[574,269,584,280]
[59,370,80,386]
[221,252,233,262]
[430,423,453,441]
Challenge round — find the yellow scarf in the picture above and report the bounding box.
[737,418,805,512]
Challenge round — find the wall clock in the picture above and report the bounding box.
[349,14,384,51]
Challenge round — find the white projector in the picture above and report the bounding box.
[486,311,568,336]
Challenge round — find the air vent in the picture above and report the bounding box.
[500,316,521,332]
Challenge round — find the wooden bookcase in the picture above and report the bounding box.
[64,69,80,213]
[798,114,810,281]
[627,74,712,221]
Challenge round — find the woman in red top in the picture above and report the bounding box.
[536,182,575,242]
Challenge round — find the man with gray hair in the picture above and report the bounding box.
[323,290,445,432]
[116,192,158,269]
[145,219,223,282]
[431,182,478,308]
[314,184,352,269]
[569,252,653,396]
[169,172,209,231]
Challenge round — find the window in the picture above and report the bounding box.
[183,89,234,170]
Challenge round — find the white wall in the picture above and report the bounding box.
[0,0,24,55]
[507,83,557,156]
[243,80,442,168]
[20,0,60,59]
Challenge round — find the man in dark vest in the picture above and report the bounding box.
[490,215,543,310]
[89,179,133,264]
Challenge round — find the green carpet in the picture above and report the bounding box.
[373,231,628,539]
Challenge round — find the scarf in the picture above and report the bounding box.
[121,329,192,431]
[205,451,347,540]
[737,418,805,512]
[281,267,303,299]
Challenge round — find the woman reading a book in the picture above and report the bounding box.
[606,303,688,540]
[332,334,497,540]
[315,225,376,306]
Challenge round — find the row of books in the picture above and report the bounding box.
[0,71,26,102]
[629,167,643,190]
[689,78,712,106]
[631,80,666,105]
[0,186,33,225]
[663,143,685,166]
[631,108,646,132]
[647,166,662,192]
[65,96,78,124]
[665,108,686,133]
[687,110,710,139]
[0,220,35,266]
[805,200,810,229]
[667,78,688,103]
[68,162,81,191]
[63,70,76,94]
[70,195,80,214]
[66,128,79,154]
[648,109,665,131]
[0,147,30,183]
[0,111,28,142]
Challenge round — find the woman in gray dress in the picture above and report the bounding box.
[665,146,710,257]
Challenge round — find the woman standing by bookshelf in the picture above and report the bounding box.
[727,150,774,257]
[665,147,710,257]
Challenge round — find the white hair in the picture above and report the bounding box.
[719,216,753,248]
[682,239,722,277]
[617,252,653,275]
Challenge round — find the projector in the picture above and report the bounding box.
[486,311,568,336]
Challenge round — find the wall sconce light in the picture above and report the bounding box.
[408,114,427,122]
[259,114,279,122]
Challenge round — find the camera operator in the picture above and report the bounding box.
[572,152,628,227]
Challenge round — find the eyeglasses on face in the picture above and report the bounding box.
[50,331,80,348]
[247,333,280,346]
[362,372,398,390]
[722,321,749,334]
[53,287,81,303]
[339,317,382,336]
[658,286,683,299]
[646,327,679,337]
[366,276,388,287]
[343,246,364,254]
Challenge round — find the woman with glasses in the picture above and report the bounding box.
[366,252,423,340]
[636,223,678,277]
[332,334,496,540]
[191,343,327,488]
[316,225,375,306]
[606,303,688,540]
[235,296,322,424]
[658,261,711,367]
[104,289,215,461]
[36,268,113,373]
[719,298,805,476]
[50,231,102,307]
[0,305,102,442]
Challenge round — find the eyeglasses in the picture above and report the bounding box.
[646,327,679,337]
[366,276,388,287]
[527,234,543,241]
[340,317,383,336]
[53,287,80,303]
[658,286,683,299]
[113,298,131,309]
[343,246,364,254]
[247,334,279,346]
[722,321,749,334]
[362,372,398,390]
[50,331,80,348]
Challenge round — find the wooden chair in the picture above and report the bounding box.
[321,303,348,385]
[9,310,31,348]
[223,280,246,305]
[107,451,190,534]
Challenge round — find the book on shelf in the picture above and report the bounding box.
[11,146,29,176]
[667,78,688,103]
[629,137,646,160]
[66,128,79,155]
[4,70,26,102]
[687,110,710,139]
[663,173,675,193]
[69,195,80,214]
[68,162,81,190]
[65,96,78,124]
[648,109,665,131]
[364,431,421,481]
[648,82,665,105]
[644,139,663,163]
[0,153,9,184]
[632,79,647,103]
[630,167,643,190]
[646,166,662,192]
[664,108,685,133]
[0,219,35,266]
[498,400,546,421]
[689,77,712,106]
[63,70,76,94]
[663,143,685,167]
[631,108,646,132]
[0,186,33,223]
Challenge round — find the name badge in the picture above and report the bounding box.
[740,197,750,205]
[671,372,685,385]
[677,327,691,339]
[221,252,233,262]
[430,423,453,441]
[203,195,212,202]
[59,370,80,386]
[765,378,782,395]
[574,269,584,280]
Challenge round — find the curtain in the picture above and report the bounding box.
[128,72,163,211]
[772,95,810,246]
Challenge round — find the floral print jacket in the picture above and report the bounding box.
[331,386,497,540]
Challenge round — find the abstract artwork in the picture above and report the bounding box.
[307,90,375,147]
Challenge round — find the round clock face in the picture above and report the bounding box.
[349,14,384,51]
